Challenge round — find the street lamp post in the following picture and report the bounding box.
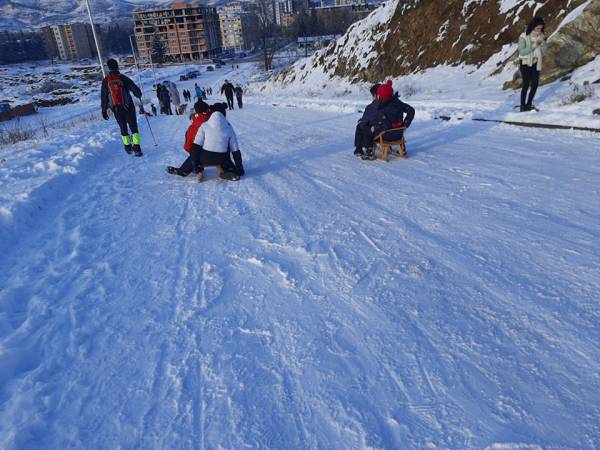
[84,0,105,78]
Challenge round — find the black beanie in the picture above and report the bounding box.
[194,100,210,114]
[107,58,119,71]
[210,102,227,117]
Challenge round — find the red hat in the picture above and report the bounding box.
[377,80,394,102]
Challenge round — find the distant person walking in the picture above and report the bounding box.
[155,84,163,113]
[221,80,235,110]
[159,84,172,115]
[518,17,547,112]
[194,83,203,100]
[101,58,143,157]
[165,81,181,115]
[235,85,244,109]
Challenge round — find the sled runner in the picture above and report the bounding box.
[374,127,407,161]
[196,164,240,183]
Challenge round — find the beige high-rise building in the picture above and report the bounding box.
[219,11,259,53]
[42,23,95,61]
[133,2,222,63]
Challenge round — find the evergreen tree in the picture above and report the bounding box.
[150,34,167,65]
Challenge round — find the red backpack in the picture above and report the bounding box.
[107,73,126,107]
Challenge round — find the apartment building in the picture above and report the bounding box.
[219,10,259,53]
[133,2,221,62]
[42,23,95,61]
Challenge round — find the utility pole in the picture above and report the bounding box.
[84,0,105,77]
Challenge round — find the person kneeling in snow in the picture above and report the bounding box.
[192,103,245,182]
[166,100,212,176]
[361,80,415,161]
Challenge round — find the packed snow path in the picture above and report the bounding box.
[1,101,599,449]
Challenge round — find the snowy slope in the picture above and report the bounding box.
[1,64,600,449]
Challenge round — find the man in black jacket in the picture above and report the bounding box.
[221,80,235,110]
[101,59,144,156]
[354,83,380,156]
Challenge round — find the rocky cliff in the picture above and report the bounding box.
[273,0,598,87]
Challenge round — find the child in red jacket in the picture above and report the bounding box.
[166,101,211,176]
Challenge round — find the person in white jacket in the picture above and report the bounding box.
[518,17,547,111]
[191,103,245,182]
[164,81,181,114]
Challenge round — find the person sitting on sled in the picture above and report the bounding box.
[358,80,415,160]
[191,103,245,182]
[166,100,212,177]
[353,83,380,157]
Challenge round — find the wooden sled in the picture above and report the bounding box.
[196,164,223,183]
[374,127,407,161]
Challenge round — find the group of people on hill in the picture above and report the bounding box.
[194,84,213,100]
[155,81,182,116]
[166,100,245,182]
[99,16,547,173]
[220,80,244,110]
[101,58,245,181]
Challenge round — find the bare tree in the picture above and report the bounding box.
[255,0,278,71]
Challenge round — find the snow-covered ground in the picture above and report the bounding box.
[1,62,599,449]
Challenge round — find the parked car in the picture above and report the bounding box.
[206,66,214,72]
[179,74,188,81]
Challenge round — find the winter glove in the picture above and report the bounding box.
[102,110,109,120]
[232,150,244,176]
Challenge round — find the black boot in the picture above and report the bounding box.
[124,144,133,154]
[219,171,240,181]
[361,148,376,161]
[353,147,365,156]
[132,144,143,157]
[519,104,527,112]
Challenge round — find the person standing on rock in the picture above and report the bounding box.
[101,58,144,156]
[518,17,547,112]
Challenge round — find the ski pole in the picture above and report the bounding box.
[130,36,158,147]
[141,101,158,147]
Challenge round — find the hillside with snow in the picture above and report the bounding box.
[271,0,597,85]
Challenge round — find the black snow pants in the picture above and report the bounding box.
[113,106,138,136]
[520,64,540,107]
[236,94,243,109]
[176,145,236,176]
[226,94,234,110]
[355,122,374,150]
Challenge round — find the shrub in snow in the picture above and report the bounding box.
[32,80,72,94]
[561,81,595,105]
[0,119,36,145]
[401,83,418,98]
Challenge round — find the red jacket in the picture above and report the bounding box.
[184,112,211,153]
